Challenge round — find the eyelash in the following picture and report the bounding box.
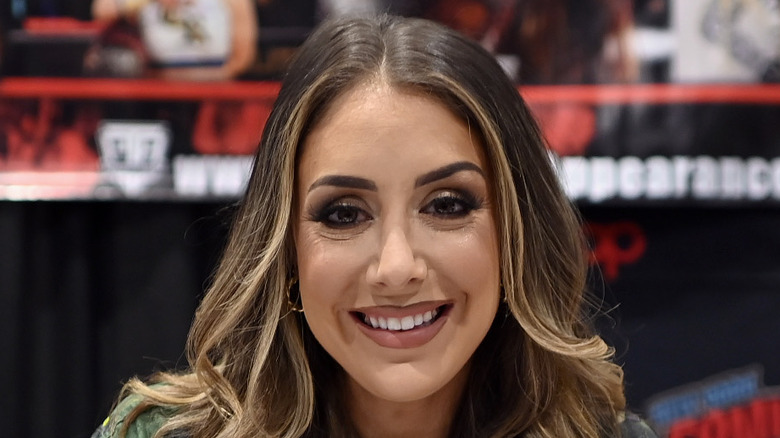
[310,191,483,229]
[421,191,482,218]
[312,200,371,228]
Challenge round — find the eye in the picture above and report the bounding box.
[421,191,481,218]
[314,201,372,228]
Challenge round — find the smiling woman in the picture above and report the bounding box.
[294,86,501,434]
[93,14,657,438]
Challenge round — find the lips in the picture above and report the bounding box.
[351,303,451,349]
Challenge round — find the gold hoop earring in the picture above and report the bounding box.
[499,283,512,322]
[287,277,304,313]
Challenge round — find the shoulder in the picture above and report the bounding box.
[91,393,177,438]
[619,412,659,438]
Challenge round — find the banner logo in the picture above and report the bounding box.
[645,366,780,437]
[96,120,171,197]
[587,221,647,281]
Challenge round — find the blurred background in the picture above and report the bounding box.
[1,0,779,436]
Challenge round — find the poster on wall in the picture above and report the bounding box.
[1,0,779,202]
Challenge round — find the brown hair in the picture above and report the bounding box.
[114,14,625,438]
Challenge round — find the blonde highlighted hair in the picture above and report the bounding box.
[115,14,625,438]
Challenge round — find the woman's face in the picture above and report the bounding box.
[294,83,501,405]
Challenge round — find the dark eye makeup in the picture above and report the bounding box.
[421,190,483,218]
[308,189,484,230]
[309,198,372,228]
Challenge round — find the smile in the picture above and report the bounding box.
[350,303,452,349]
[356,305,446,331]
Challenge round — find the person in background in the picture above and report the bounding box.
[91,0,257,81]
[90,0,264,155]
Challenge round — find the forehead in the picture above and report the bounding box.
[297,83,490,182]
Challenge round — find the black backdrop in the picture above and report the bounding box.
[2,200,779,437]
[0,201,227,438]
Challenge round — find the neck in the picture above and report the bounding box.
[346,366,470,438]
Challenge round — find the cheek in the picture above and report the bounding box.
[295,228,367,309]
[295,231,373,357]
[429,223,501,293]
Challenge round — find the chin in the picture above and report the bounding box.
[350,360,470,404]
[365,379,442,403]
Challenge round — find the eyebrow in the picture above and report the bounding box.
[308,175,378,193]
[307,161,485,193]
[415,161,485,187]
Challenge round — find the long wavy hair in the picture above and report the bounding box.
[116,14,625,438]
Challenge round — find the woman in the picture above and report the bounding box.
[91,0,257,81]
[94,14,657,438]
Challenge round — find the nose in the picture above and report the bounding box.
[367,226,427,289]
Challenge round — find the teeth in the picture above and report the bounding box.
[363,307,443,331]
[387,318,402,330]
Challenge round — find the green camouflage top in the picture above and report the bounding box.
[92,395,658,438]
[91,392,177,438]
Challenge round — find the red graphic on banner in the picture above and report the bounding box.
[0,99,100,170]
[529,102,596,156]
[668,397,780,438]
[586,221,647,281]
[192,100,271,155]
